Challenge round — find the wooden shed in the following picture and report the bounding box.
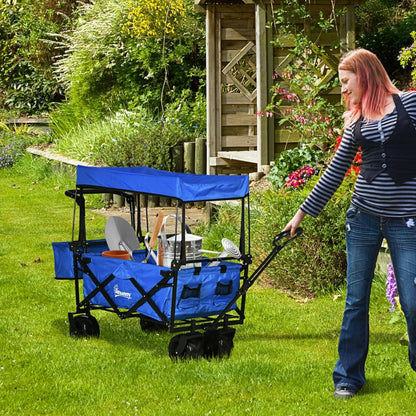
[194,0,357,175]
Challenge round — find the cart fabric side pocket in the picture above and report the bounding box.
[173,263,242,320]
[52,242,75,279]
[52,239,109,280]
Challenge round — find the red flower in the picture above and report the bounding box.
[334,135,342,151]
[334,136,362,179]
[353,152,362,165]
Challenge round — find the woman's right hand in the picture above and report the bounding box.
[283,209,306,237]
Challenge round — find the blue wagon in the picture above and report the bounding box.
[53,166,301,359]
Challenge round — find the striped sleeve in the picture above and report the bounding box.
[300,128,358,217]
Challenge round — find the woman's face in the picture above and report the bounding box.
[339,69,362,105]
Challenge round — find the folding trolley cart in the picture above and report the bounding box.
[53,166,301,359]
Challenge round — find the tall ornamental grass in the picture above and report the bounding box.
[52,110,180,170]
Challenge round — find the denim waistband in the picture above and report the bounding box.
[350,200,416,221]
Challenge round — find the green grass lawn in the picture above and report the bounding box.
[1,158,415,415]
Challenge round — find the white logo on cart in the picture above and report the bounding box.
[114,284,132,300]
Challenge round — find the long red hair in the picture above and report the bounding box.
[338,49,400,126]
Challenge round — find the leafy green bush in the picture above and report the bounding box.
[355,0,408,34]
[55,0,205,118]
[268,146,324,189]
[357,10,416,87]
[53,0,130,118]
[0,0,76,114]
[95,114,181,170]
[399,31,416,87]
[163,90,206,141]
[249,177,352,295]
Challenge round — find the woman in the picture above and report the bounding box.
[284,48,416,399]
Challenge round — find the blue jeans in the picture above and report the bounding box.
[333,204,416,391]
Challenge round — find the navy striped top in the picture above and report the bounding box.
[301,90,416,218]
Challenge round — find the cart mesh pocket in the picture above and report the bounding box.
[178,284,201,310]
[181,284,201,299]
[213,279,235,306]
[215,281,233,296]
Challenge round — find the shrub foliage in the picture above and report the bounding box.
[249,178,352,295]
[55,0,205,118]
[356,1,416,88]
[0,0,76,113]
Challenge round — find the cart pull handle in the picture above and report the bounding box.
[210,226,304,326]
[273,227,303,246]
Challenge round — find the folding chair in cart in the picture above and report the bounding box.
[52,166,302,359]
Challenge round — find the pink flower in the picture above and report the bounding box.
[284,166,315,189]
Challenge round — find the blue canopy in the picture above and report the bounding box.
[76,166,249,202]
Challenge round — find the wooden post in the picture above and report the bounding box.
[113,194,125,208]
[102,193,113,207]
[266,4,275,165]
[172,143,184,172]
[206,4,218,174]
[184,141,195,174]
[340,5,356,53]
[148,195,159,208]
[159,196,171,207]
[195,137,206,175]
[256,2,268,171]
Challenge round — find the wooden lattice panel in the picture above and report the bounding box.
[273,42,339,93]
[222,41,257,102]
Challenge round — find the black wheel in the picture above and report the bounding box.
[203,327,236,359]
[203,329,220,359]
[216,327,235,358]
[168,333,204,360]
[69,314,100,338]
[140,317,167,332]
